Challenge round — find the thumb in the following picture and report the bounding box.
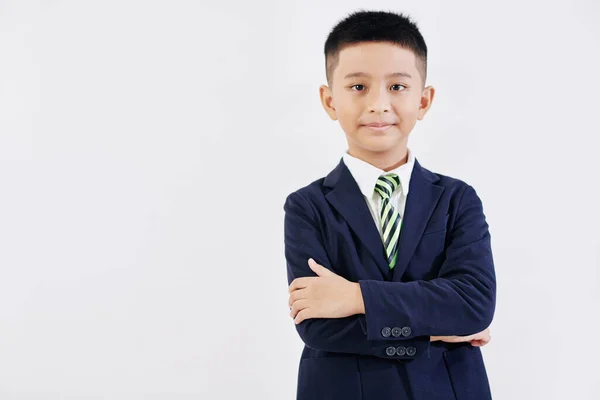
[308,258,335,277]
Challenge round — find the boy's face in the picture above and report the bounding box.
[319,42,434,162]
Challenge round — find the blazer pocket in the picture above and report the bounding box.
[422,213,450,236]
[442,345,492,400]
[297,356,362,400]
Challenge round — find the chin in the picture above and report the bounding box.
[353,143,396,155]
[356,136,400,152]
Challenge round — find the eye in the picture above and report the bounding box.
[349,84,406,92]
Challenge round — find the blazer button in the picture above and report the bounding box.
[391,327,402,337]
[406,346,417,356]
[395,346,406,356]
[381,327,392,338]
[385,346,397,356]
[401,326,412,337]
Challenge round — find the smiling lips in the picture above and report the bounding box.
[363,122,394,131]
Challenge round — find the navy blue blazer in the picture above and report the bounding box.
[283,156,496,400]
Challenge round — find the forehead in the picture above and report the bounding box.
[334,42,418,78]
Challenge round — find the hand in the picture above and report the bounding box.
[288,258,364,324]
[430,327,491,347]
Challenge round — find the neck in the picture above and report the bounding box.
[347,146,409,172]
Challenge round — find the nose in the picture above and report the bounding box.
[367,85,391,114]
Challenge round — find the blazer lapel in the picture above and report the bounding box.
[324,158,391,278]
[391,158,444,281]
[323,156,444,281]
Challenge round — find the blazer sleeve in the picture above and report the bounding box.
[283,191,431,360]
[358,184,497,340]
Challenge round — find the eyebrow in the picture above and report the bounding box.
[343,72,413,79]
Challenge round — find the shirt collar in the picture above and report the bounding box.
[342,148,416,199]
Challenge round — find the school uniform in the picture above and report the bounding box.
[283,148,496,400]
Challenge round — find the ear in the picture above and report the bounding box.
[417,85,435,120]
[319,85,337,121]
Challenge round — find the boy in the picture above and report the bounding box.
[283,10,496,400]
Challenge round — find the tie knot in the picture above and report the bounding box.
[375,173,400,199]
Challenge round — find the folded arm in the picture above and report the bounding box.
[358,184,497,340]
[284,192,430,360]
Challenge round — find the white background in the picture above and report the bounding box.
[1,0,599,399]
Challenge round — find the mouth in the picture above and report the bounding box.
[362,123,394,132]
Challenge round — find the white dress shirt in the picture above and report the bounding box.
[342,148,416,240]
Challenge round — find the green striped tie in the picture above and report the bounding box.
[374,173,402,269]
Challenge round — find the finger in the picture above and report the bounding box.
[288,288,308,308]
[289,277,310,293]
[478,331,490,342]
[290,299,309,319]
[308,258,335,277]
[444,336,461,343]
[294,308,311,324]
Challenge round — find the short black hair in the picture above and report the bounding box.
[324,10,427,87]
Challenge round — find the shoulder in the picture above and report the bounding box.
[420,165,484,208]
[283,177,326,214]
[421,164,471,193]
